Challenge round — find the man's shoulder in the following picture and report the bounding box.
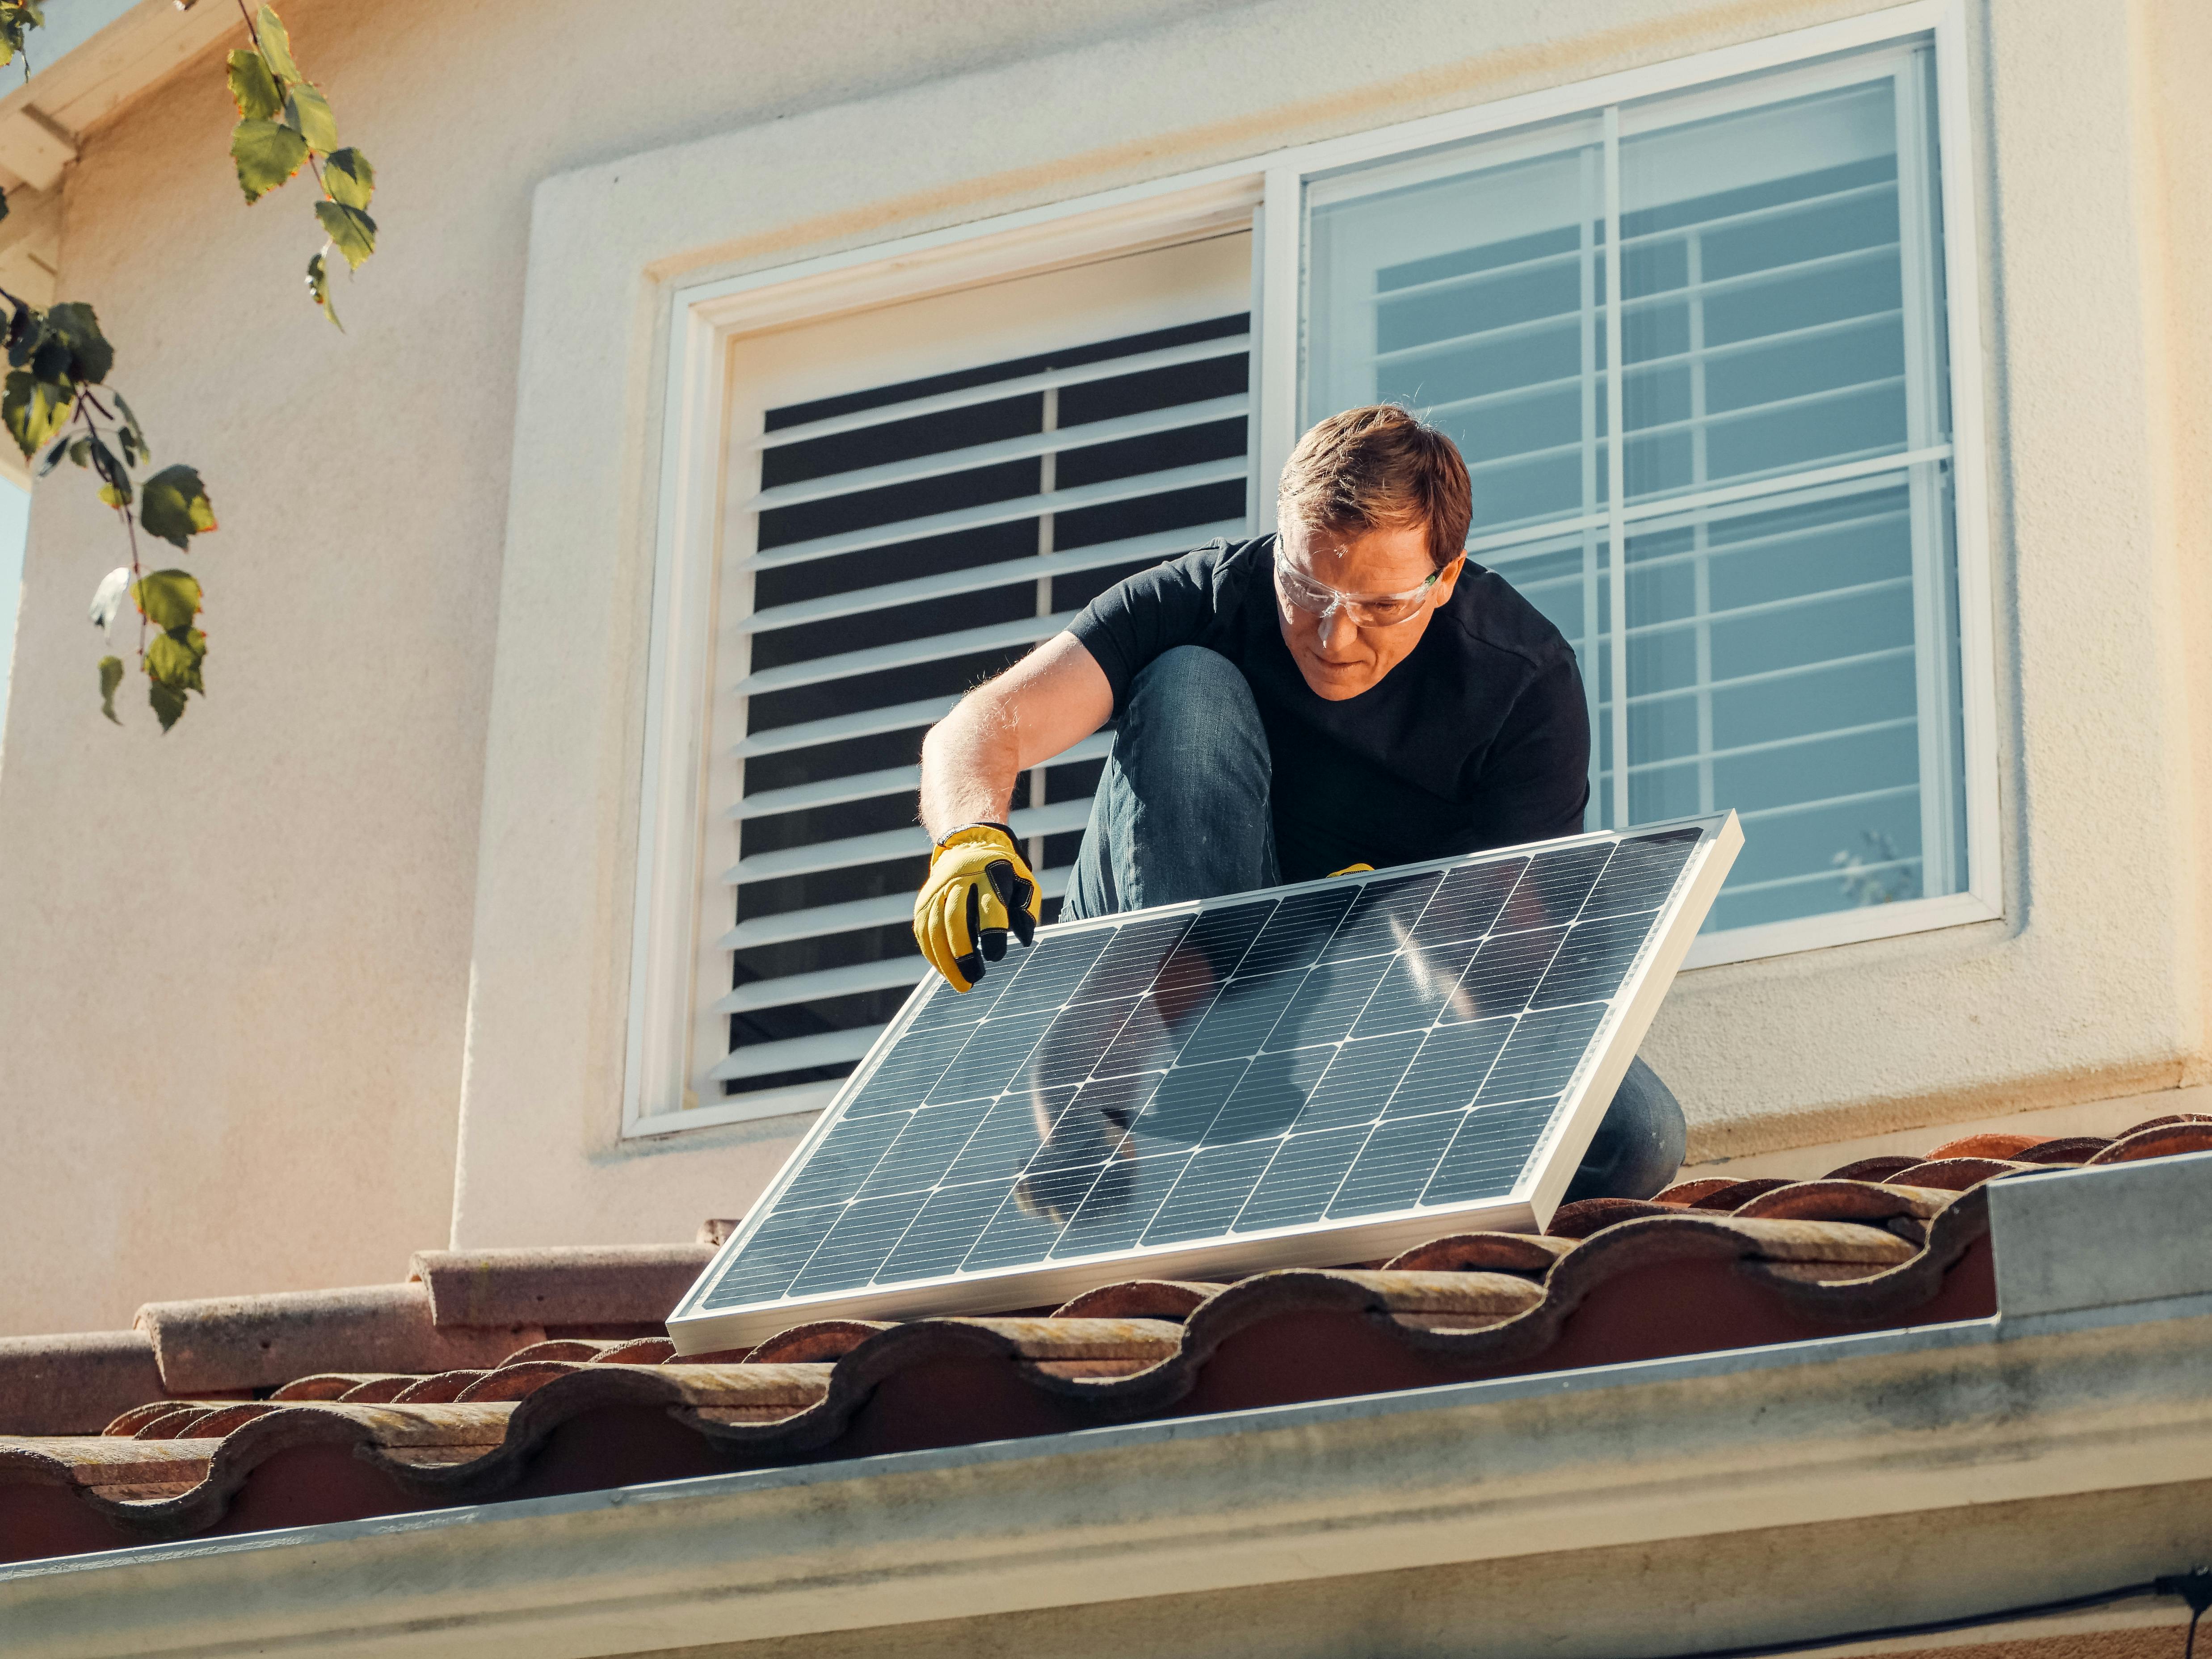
[1177,532,1270,579]
[1439,563,1577,679]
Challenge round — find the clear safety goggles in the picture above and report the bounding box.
[1272,550,1454,629]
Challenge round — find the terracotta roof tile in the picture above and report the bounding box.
[0,1330,172,1438]
[1880,1156,2038,1190]
[408,1246,714,1329]
[135,1283,538,1394]
[3,1111,2201,1564]
[2088,1120,2212,1161]
[1822,1153,1925,1181]
[1678,1176,1799,1211]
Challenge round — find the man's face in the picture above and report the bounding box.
[1274,515,1464,701]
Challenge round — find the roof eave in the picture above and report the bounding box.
[3,1250,2208,1657]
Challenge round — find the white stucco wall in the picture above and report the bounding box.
[448,0,2212,1251]
[0,0,2205,1328]
[0,0,1278,1336]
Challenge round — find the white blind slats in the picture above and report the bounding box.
[753,335,1248,451]
[713,955,931,1016]
[709,1027,881,1083]
[744,457,1246,573]
[717,865,1075,953]
[725,798,1096,886]
[747,393,1248,512]
[734,611,1077,699]
[732,695,960,761]
[1368,238,1900,371]
[748,520,1243,635]
[732,732,1114,821]
[1309,55,1962,932]
[715,303,1250,1096]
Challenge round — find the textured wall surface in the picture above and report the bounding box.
[0,0,1275,1335]
[0,0,2206,1329]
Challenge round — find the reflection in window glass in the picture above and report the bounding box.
[1304,42,1964,932]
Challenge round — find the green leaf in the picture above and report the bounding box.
[34,431,65,474]
[2,366,71,456]
[0,186,10,226]
[146,626,206,693]
[67,434,89,467]
[139,466,215,549]
[254,5,301,84]
[306,250,341,331]
[0,1,39,68]
[132,568,202,629]
[226,47,281,119]
[231,118,308,204]
[282,84,336,155]
[285,97,333,157]
[98,654,122,725]
[149,679,188,732]
[5,311,37,369]
[113,391,148,461]
[97,479,130,508]
[42,301,110,385]
[84,432,121,485]
[322,147,373,210]
[314,200,375,270]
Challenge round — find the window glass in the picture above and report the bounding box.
[1304,42,1966,931]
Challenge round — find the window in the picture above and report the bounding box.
[705,237,1253,1114]
[1302,42,1968,938]
[629,19,1992,1134]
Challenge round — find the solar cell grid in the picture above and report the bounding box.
[677,816,1735,1344]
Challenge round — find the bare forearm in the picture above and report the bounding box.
[918,633,1116,842]
[919,690,1022,837]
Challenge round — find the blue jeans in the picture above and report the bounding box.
[1063,645,1685,1204]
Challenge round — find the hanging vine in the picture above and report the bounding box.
[0,1,382,730]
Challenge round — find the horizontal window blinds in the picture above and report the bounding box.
[1304,45,1964,932]
[717,314,1252,1096]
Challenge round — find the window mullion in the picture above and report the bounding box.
[1894,51,1957,901]
[1578,143,1603,831]
[1688,229,1716,818]
[1602,105,1630,832]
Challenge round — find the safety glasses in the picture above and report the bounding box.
[1272,550,1453,628]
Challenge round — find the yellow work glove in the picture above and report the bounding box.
[1327,862,1375,878]
[913,822,1040,993]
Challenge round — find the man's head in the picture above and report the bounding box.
[1272,404,1473,701]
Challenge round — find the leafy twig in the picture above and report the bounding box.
[226,2,377,328]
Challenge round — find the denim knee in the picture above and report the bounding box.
[1123,647,1265,759]
[1061,647,1276,918]
[1562,1055,1686,1203]
[1115,647,1270,836]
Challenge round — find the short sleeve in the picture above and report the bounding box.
[1066,541,1227,713]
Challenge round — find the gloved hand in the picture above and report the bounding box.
[913,822,1040,992]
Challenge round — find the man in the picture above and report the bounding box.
[910,404,1683,1203]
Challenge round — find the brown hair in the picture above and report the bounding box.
[1275,404,1473,570]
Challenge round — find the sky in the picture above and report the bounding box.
[0,479,30,737]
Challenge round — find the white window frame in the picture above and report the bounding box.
[622,0,1998,1140]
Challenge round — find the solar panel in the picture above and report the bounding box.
[669,812,1741,1354]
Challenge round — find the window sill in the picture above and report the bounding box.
[626,1080,840,1140]
[1681,888,2003,971]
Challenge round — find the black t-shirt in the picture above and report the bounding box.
[1068,534,1591,882]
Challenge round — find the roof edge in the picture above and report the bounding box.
[4,1279,2209,1659]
